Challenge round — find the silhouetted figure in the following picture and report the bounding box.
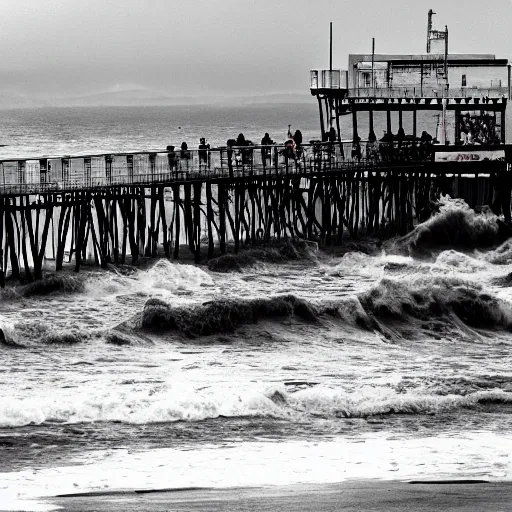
[293,129,303,146]
[235,133,251,165]
[420,130,433,143]
[261,132,273,145]
[328,127,337,143]
[420,131,433,161]
[180,141,190,171]
[380,131,394,143]
[351,135,362,161]
[166,145,178,173]
[180,141,189,157]
[226,139,236,177]
[366,131,379,162]
[397,127,406,144]
[409,140,419,161]
[261,132,273,167]
[198,137,210,170]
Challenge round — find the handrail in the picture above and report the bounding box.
[346,86,508,99]
[0,141,502,196]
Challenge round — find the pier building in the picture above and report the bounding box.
[310,11,510,146]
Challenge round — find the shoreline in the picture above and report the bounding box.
[41,481,512,512]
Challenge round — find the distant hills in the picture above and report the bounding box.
[0,89,312,109]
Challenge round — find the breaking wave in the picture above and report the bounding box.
[391,196,507,258]
[141,294,317,336]
[1,383,511,428]
[138,259,214,294]
[17,274,85,297]
[358,276,512,331]
[137,274,512,338]
[207,240,317,273]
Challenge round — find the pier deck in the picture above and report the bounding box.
[0,142,508,285]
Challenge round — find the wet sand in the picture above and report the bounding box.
[43,481,512,512]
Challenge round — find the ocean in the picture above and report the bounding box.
[1,105,512,511]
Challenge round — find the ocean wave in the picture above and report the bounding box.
[0,274,86,300]
[136,274,512,339]
[391,196,507,258]
[140,294,318,336]
[207,240,317,273]
[288,386,512,418]
[1,384,511,428]
[0,319,23,348]
[17,274,85,297]
[9,320,94,346]
[357,276,512,331]
[40,330,88,344]
[484,238,512,265]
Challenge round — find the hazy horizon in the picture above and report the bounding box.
[0,0,510,108]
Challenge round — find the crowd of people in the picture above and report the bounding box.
[165,127,308,173]
[363,129,436,163]
[164,124,440,174]
[458,113,500,145]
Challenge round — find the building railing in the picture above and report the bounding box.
[344,85,507,99]
[0,140,497,196]
[310,68,509,99]
[310,69,348,89]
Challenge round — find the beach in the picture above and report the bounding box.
[45,481,512,511]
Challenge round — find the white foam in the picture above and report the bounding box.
[0,384,282,427]
[2,433,511,504]
[2,381,511,428]
[139,260,215,296]
[434,250,487,273]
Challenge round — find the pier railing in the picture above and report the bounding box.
[347,85,508,100]
[0,140,485,196]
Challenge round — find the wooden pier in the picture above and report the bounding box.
[0,141,508,285]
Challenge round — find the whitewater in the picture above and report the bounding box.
[1,106,512,511]
[2,198,512,510]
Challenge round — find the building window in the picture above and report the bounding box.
[362,72,371,87]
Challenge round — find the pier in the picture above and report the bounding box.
[0,141,508,285]
[0,9,510,285]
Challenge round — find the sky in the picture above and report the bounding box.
[0,0,510,104]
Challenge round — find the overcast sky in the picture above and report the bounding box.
[0,0,510,101]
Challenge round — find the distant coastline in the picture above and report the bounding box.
[0,91,312,110]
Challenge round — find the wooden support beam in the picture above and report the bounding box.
[352,105,358,141]
[193,182,202,263]
[335,97,342,142]
[218,182,226,254]
[234,183,240,252]
[502,108,506,143]
[172,184,181,259]
[183,183,194,257]
[158,186,169,258]
[206,182,214,258]
[317,96,325,141]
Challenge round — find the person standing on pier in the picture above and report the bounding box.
[166,145,178,175]
[261,132,273,169]
[198,137,210,171]
[180,142,191,171]
[226,139,236,177]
